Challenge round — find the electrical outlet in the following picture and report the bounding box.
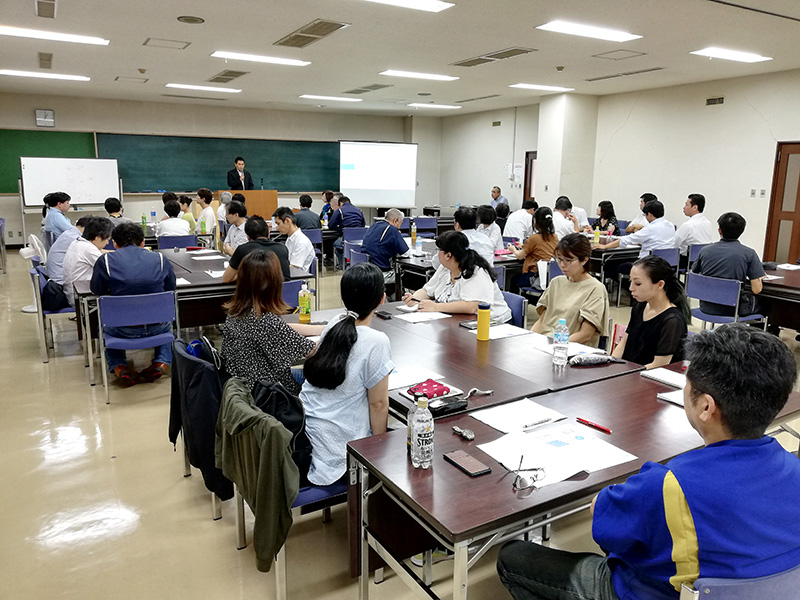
[545,185,549,192]
[760,189,766,198]
[7,231,11,238]
[750,189,756,198]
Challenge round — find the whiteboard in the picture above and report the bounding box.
[20,157,120,207]
[339,141,417,208]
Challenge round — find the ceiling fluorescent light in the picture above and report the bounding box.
[211,51,310,66]
[165,83,241,93]
[690,47,772,63]
[536,20,641,43]
[510,83,574,92]
[300,95,362,102]
[365,0,454,13]
[0,69,89,81]
[0,25,109,45]
[408,103,461,109]
[381,69,458,81]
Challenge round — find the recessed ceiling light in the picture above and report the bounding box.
[211,51,310,66]
[0,69,89,81]
[380,70,458,81]
[177,16,205,25]
[509,83,575,92]
[689,47,772,63]
[536,20,641,43]
[300,95,362,102]
[165,83,241,93]
[364,0,454,13]
[407,102,461,109]
[0,25,109,45]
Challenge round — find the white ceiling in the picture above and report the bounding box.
[1,0,800,116]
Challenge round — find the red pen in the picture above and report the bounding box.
[576,417,612,435]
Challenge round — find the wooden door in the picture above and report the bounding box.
[765,143,800,263]
[523,151,537,203]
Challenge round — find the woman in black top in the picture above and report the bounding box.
[612,256,690,368]
[587,200,620,236]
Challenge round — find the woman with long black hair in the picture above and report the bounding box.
[301,262,394,486]
[587,200,620,236]
[402,230,511,322]
[507,206,559,293]
[612,255,691,368]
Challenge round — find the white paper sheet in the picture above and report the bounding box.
[175,277,191,286]
[777,263,800,271]
[187,249,219,255]
[394,312,452,323]
[761,274,783,281]
[537,341,605,357]
[641,368,686,389]
[396,303,418,313]
[204,270,226,278]
[657,389,685,407]
[191,255,226,261]
[470,399,567,433]
[467,324,532,340]
[388,365,445,390]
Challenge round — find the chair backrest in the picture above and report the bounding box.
[413,216,437,231]
[282,279,303,307]
[617,220,628,234]
[218,219,229,238]
[399,217,410,232]
[98,291,177,328]
[502,236,519,245]
[43,230,56,251]
[343,227,369,242]
[304,228,323,245]
[680,562,800,600]
[157,234,198,249]
[501,291,527,328]
[350,249,369,266]
[688,243,709,262]
[587,217,597,227]
[104,239,115,250]
[651,247,680,268]
[29,234,47,266]
[308,256,317,277]
[343,240,360,264]
[549,260,563,279]
[493,265,506,289]
[33,265,48,293]
[686,272,741,308]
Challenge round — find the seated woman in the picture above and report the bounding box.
[301,263,394,486]
[586,200,620,236]
[532,233,609,346]
[477,205,503,251]
[403,230,511,323]
[507,206,558,293]
[611,255,690,368]
[221,250,323,394]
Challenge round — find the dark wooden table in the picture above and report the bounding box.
[761,268,800,330]
[348,374,800,599]
[590,245,641,281]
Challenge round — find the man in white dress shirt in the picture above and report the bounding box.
[552,196,580,240]
[223,201,249,256]
[431,207,496,269]
[156,200,192,237]
[503,200,537,243]
[62,217,114,306]
[626,192,657,233]
[675,193,715,268]
[272,206,315,271]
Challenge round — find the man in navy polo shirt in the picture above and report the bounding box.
[361,208,409,293]
[329,195,365,270]
[90,222,176,386]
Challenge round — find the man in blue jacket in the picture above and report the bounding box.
[329,195,365,270]
[91,222,176,386]
[497,324,800,600]
[361,208,409,293]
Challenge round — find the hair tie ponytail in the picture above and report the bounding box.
[545,214,552,220]
[345,310,359,320]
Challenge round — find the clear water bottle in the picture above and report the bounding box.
[406,398,418,454]
[411,397,434,469]
[150,206,156,224]
[553,318,569,367]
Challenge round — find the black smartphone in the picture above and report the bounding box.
[375,311,392,320]
[443,450,491,477]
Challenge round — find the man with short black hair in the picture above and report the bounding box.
[452,206,495,265]
[691,212,767,317]
[161,191,178,206]
[47,216,90,286]
[597,200,675,258]
[361,208,410,290]
[273,206,315,271]
[490,186,508,209]
[222,216,291,282]
[626,192,657,233]
[104,197,132,225]
[227,156,253,190]
[498,324,800,600]
[503,200,538,243]
[195,187,215,235]
[232,193,246,204]
[90,222,177,385]
[223,201,248,255]
[675,193,715,265]
[329,195,365,270]
[553,196,580,240]
[495,202,511,233]
[157,200,191,237]
[64,217,115,307]
[295,194,322,229]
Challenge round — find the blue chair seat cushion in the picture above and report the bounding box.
[293,478,348,509]
[691,308,764,324]
[104,332,175,350]
[43,307,76,315]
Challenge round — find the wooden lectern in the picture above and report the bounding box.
[214,190,278,219]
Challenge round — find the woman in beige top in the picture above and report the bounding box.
[531,233,609,347]
[507,206,558,294]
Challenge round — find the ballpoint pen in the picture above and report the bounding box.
[576,417,612,435]
[522,418,551,431]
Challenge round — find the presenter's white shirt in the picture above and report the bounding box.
[286,229,315,271]
[503,209,534,243]
[157,217,191,237]
[674,213,716,255]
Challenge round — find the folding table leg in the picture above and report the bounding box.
[211,493,222,521]
[452,541,469,600]
[181,430,191,477]
[235,485,247,549]
[275,545,288,600]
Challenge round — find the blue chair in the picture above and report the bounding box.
[519,260,562,303]
[414,216,437,238]
[680,243,710,283]
[503,236,520,246]
[617,220,629,235]
[282,279,303,309]
[30,266,75,363]
[493,265,506,290]
[343,240,362,269]
[501,291,528,328]
[303,228,324,279]
[679,561,800,599]
[399,217,410,234]
[97,291,177,403]
[350,249,370,267]
[218,219,229,239]
[652,247,680,270]
[342,227,368,243]
[157,235,198,249]
[549,260,563,278]
[686,272,767,330]
[587,217,597,228]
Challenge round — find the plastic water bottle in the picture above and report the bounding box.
[406,399,418,454]
[415,238,423,256]
[553,318,569,367]
[150,206,156,224]
[323,213,328,229]
[298,282,311,324]
[411,397,434,469]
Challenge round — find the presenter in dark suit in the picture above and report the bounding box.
[227,156,254,190]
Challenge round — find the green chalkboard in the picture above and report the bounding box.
[96,133,340,193]
[0,129,96,193]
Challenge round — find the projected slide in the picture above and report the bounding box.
[339,141,417,208]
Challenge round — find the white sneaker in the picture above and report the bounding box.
[410,548,454,567]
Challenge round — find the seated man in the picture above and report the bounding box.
[217,191,233,223]
[490,186,509,208]
[452,206,495,266]
[675,193,715,268]
[503,200,537,243]
[194,187,216,235]
[104,197,132,225]
[156,200,192,237]
[329,195,365,270]
[46,216,89,287]
[222,201,248,255]
[626,192,657,233]
[90,222,176,385]
[552,196,580,240]
[294,194,322,230]
[498,324,800,600]
[222,215,290,282]
[495,202,511,234]
[63,216,114,307]
[360,208,410,291]
[272,206,315,271]
[43,191,73,242]
[692,211,766,317]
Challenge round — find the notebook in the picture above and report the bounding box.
[641,368,686,389]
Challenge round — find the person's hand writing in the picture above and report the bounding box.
[402,293,417,307]
[418,299,438,312]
